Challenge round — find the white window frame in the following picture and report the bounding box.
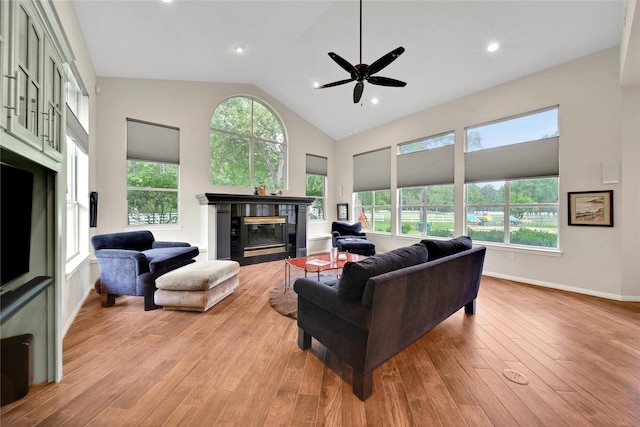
[464,107,559,249]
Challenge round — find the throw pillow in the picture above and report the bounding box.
[337,244,428,302]
[420,236,472,261]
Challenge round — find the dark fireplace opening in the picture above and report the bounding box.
[242,216,287,257]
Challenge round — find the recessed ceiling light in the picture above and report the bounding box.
[161,0,172,3]
[313,82,320,89]
[371,98,379,104]
[234,45,245,54]
[487,42,499,53]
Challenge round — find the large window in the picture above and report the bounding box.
[66,139,79,260]
[354,190,391,232]
[397,132,455,237]
[353,148,391,232]
[127,119,179,225]
[210,96,287,190]
[466,179,558,247]
[306,154,327,220]
[399,186,454,237]
[65,66,89,262]
[465,107,559,248]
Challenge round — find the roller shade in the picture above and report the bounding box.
[465,137,559,183]
[353,147,390,192]
[306,154,327,176]
[397,145,454,188]
[127,119,180,164]
[66,105,88,154]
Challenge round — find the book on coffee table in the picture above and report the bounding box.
[306,259,331,266]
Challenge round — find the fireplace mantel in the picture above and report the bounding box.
[197,193,314,206]
[197,193,314,264]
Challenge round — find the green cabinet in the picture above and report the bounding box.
[2,0,67,161]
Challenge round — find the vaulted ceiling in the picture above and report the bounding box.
[72,1,626,140]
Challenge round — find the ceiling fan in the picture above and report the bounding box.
[317,0,406,104]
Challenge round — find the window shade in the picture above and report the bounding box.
[465,137,559,183]
[353,147,391,192]
[66,105,89,154]
[127,119,180,164]
[397,145,454,188]
[306,154,327,176]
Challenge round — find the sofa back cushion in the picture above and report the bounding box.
[420,236,472,261]
[91,230,155,251]
[337,244,428,302]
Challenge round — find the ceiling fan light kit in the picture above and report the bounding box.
[318,0,406,104]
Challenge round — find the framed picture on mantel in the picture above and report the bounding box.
[337,203,349,221]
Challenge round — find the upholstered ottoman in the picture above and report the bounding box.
[154,260,240,312]
[335,237,376,256]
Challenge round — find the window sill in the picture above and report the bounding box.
[308,233,331,241]
[65,252,92,277]
[481,242,563,257]
[124,224,183,232]
[395,234,563,256]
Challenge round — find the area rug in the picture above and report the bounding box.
[269,282,298,319]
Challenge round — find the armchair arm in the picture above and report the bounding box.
[152,241,192,248]
[94,249,150,294]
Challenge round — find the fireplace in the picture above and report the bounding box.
[242,216,287,257]
[197,193,314,265]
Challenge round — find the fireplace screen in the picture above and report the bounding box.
[243,216,287,256]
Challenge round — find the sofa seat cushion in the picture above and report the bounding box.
[155,260,240,291]
[420,236,472,261]
[337,244,428,302]
[142,246,200,274]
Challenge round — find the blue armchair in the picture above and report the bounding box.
[91,230,199,311]
[331,221,376,256]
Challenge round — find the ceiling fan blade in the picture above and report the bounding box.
[328,52,358,78]
[353,81,364,103]
[317,78,355,89]
[366,47,405,77]
[367,76,407,87]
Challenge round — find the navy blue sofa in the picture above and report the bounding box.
[91,230,199,311]
[294,237,485,400]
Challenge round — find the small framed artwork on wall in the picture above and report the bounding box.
[337,203,349,221]
[568,190,613,227]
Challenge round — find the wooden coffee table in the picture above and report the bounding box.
[284,252,364,292]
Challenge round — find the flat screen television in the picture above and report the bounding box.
[1,162,34,286]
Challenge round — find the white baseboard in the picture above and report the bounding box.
[482,271,640,302]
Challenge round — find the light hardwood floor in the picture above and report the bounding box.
[2,260,639,426]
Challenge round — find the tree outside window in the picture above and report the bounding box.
[127,161,178,225]
[210,96,287,190]
[306,174,325,220]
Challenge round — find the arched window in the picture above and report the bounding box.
[210,96,287,189]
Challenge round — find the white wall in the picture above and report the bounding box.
[334,47,639,301]
[93,77,336,254]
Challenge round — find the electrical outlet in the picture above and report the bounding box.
[508,252,515,260]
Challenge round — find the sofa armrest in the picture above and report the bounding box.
[152,241,192,248]
[294,278,370,330]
